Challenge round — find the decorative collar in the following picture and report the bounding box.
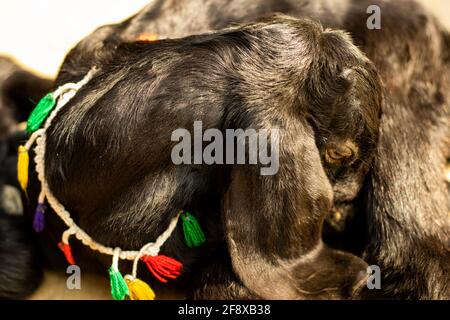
[17,67,206,300]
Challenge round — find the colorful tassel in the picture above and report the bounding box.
[109,267,129,300]
[26,93,56,134]
[181,211,206,248]
[58,242,76,265]
[33,203,46,233]
[137,33,159,42]
[109,249,129,300]
[125,277,155,300]
[141,254,182,283]
[17,145,29,193]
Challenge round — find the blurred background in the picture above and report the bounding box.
[0,0,148,77]
[1,0,450,79]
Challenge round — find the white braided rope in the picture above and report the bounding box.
[28,67,180,261]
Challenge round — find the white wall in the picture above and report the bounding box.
[0,0,448,78]
[0,0,149,77]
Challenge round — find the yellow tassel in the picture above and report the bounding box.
[125,277,155,300]
[17,145,29,193]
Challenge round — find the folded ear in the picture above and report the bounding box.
[0,57,53,138]
[222,116,368,299]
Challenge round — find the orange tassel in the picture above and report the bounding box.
[58,242,76,265]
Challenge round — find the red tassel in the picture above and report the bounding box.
[141,254,182,283]
[58,242,76,265]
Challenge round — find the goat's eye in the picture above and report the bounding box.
[325,144,355,164]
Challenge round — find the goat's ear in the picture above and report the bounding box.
[0,57,53,131]
[222,116,368,299]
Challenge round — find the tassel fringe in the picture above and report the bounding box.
[17,146,29,193]
[33,203,46,233]
[109,267,129,300]
[26,93,56,133]
[125,277,155,300]
[58,242,76,265]
[141,254,182,283]
[181,211,206,248]
[109,248,129,300]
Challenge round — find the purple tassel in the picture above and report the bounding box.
[33,203,46,233]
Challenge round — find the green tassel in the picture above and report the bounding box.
[181,211,206,248]
[108,267,129,300]
[26,93,56,133]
